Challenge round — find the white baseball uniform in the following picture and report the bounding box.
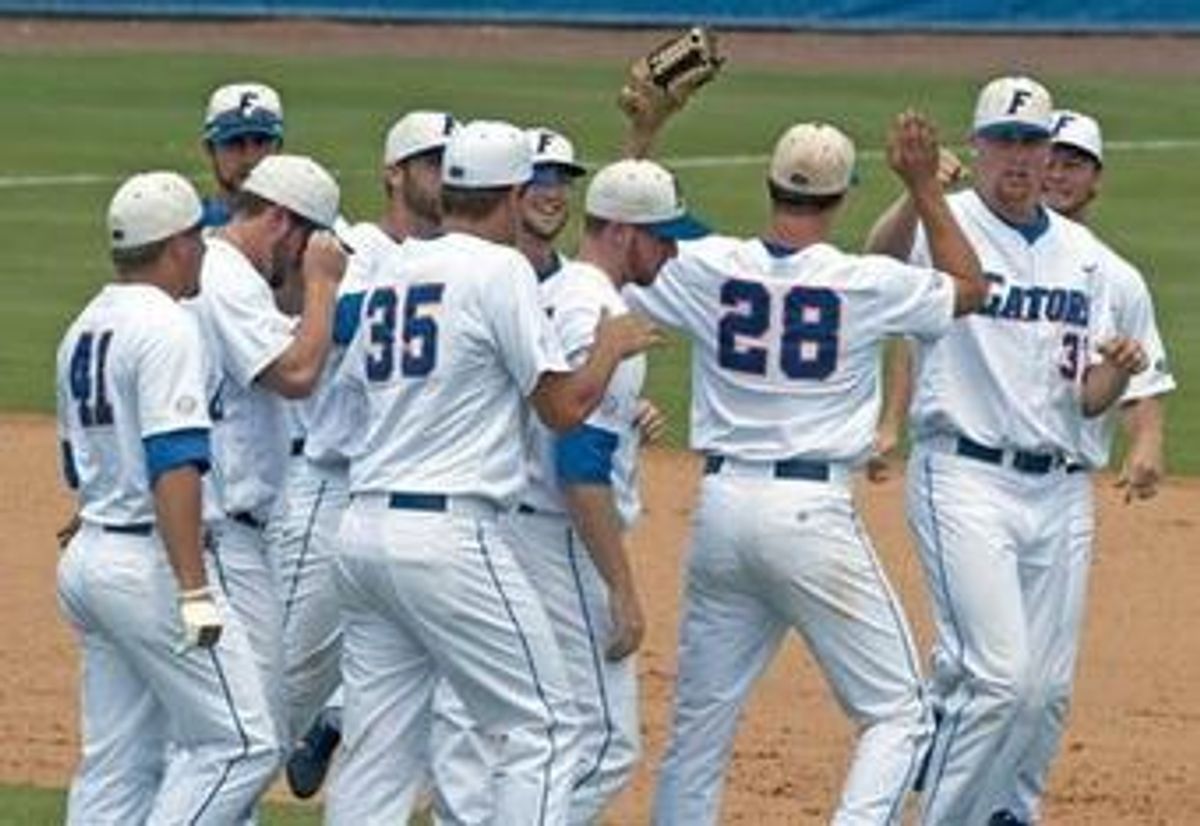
[187,235,296,744]
[327,231,581,825]
[1003,236,1176,823]
[268,221,391,744]
[902,189,1120,824]
[628,235,954,825]
[430,260,647,825]
[56,283,278,824]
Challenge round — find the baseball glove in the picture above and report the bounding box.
[618,27,724,142]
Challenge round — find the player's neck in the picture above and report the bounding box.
[218,223,274,278]
[443,214,513,246]
[577,238,623,289]
[764,213,830,252]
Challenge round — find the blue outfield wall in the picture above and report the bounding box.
[0,0,1198,32]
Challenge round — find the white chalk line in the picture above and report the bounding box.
[3,138,1198,189]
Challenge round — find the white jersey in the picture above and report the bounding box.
[300,221,398,466]
[908,190,1115,454]
[188,236,293,518]
[56,284,210,526]
[1076,237,1176,468]
[522,261,646,527]
[342,231,568,503]
[627,235,956,465]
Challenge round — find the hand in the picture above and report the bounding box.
[633,398,667,444]
[179,587,223,649]
[594,308,662,360]
[887,110,942,191]
[937,147,968,189]
[606,585,645,662]
[866,425,901,483]
[1097,336,1148,375]
[1116,442,1164,503]
[56,512,82,550]
[303,231,347,286]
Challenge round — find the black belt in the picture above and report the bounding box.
[290,438,306,457]
[388,492,448,512]
[517,503,539,515]
[102,523,153,536]
[955,436,1061,476]
[1065,462,1088,475]
[703,454,831,482]
[228,511,267,531]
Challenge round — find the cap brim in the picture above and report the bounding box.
[1051,140,1103,166]
[644,213,709,241]
[974,121,1051,141]
[207,122,283,145]
[530,163,587,185]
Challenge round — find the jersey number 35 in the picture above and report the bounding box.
[364,283,446,382]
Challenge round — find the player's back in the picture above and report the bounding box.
[629,235,953,465]
[56,284,208,525]
[345,230,561,503]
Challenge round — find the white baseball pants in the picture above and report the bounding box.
[268,457,349,743]
[1003,467,1094,822]
[653,466,931,826]
[430,509,641,825]
[57,524,280,824]
[327,493,580,826]
[907,442,1074,825]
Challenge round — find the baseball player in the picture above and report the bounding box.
[279,110,460,800]
[200,81,284,228]
[983,110,1177,826]
[325,119,659,824]
[625,114,987,824]
[186,154,347,750]
[56,172,278,822]
[431,155,692,825]
[864,77,1149,824]
[518,127,588,279]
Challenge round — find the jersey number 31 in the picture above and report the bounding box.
[718,280,841,379]
[365,284,446,382]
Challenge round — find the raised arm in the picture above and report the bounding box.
[885,112,985,316]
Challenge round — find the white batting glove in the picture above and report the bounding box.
[178,587,223,649]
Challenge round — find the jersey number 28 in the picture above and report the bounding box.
[718,280,841,379]
[69,330,115,427]
[365,284,446,382]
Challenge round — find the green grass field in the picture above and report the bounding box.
[1,49,1196,474]
[0,785,326,825]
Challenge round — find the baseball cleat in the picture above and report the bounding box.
[286,712,342,799]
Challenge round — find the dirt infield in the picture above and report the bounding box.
[3,413,1198,823]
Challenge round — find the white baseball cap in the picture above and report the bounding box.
[204,82,284,144]
[384,111,459,166]
[241,154,340,228]
[527,128,587,180]
[973,76,1054,140]
[768,122,857,197]
[1050,109,1103,165]
[442,120,533,189]
[108,171,203,250]
[585,159,708,240]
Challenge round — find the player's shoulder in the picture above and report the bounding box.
[552,260,623,312]
[199,236,268,297]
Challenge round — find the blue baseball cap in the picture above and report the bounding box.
[204,82,284,145]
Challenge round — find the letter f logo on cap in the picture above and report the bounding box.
[1006,89,1032,115]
